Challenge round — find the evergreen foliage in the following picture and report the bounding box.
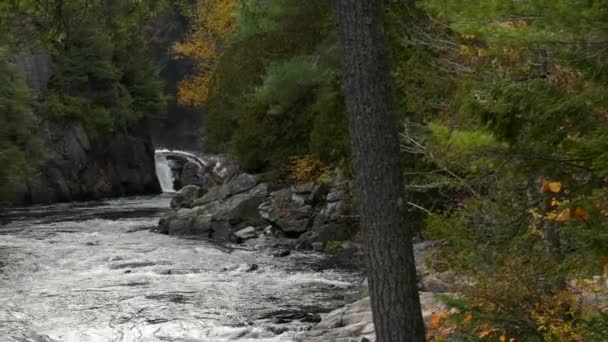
[0,51,42,202]
[175,0,608,339]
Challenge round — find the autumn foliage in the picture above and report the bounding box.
[173,0,237,106]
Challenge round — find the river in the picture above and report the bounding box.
[0,195,362,342]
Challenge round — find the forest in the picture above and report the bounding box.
[1,0,607,341]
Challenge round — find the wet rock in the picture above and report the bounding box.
[233,226,257,242]
[297,293,445,342]
[311,242,324,252]
[272,312,322,324]
[170,185,201,209]
[110,261,157,269]
[271,249,291,258]
[160,179,269,239]
[13,334,58,342]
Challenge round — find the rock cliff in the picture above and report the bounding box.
[11,53,160,205]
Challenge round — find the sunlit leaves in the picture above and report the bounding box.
[173,0,238,106]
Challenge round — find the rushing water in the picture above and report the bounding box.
[154,154,177,193]
[0,196,362,342]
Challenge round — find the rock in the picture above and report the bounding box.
[192,173,260,207]
[271,249,291,258]
[214,183,269,225]
[297,293,445,342]
[179,162,203,187]
[327,189,346,203]
[15,119,160,205]
[170,185,201,209]
[421,276,450,293]
[295,231,320,250]
[311,242,324,252]
[228,173,260,196]
[259,187,315,237]
[272,312,322,324]
[158,181,269,239]
[246,264,259,272]
[233,226,257,242]
[308,183,329,205]
[157,209,213,236]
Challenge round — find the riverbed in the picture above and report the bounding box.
[0,196,362,342]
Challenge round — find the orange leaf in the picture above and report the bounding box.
[478,329,493,338]
[556,208,571,222]
[540,178,550,193]
[549,182,562,193]
[462,313,473,326]
[429,312,442,329]
[574,207,588,221]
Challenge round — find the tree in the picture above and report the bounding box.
[334,1,426,341]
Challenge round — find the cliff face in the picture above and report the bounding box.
[12,53,161,205]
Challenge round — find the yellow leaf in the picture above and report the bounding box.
[549,182,562,193]
[500,336,507,342]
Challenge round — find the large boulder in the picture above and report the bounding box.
[192,173,260,207]
[259,187,314,237]
[179,161,203,187]
[156,176,269,240]
[296,293,445,342]
[170,185,201,209]
[156,209,212,236]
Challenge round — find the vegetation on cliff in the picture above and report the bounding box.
[0,0,184,201]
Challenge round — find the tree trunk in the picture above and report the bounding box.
[334,1,426,341]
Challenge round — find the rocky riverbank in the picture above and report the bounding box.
[154,173,457,340]
[154,170,357,251]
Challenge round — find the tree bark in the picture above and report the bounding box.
[334,1,426,341]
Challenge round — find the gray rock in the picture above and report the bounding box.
[192,173,260,207]
[297,293,445,342]
[421,276,450,293]
[307,182,329,205]
[259,187,315,236]
[170,185,201,209]
[292,182,315,194]
[233,226,257,241]
[227,173,260,195]
[214,183,269,225]
[327,189,346,203]
[180,162,203,187]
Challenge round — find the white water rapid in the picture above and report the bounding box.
[0,197,362,342]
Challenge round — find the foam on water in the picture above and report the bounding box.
[0,196,361,342]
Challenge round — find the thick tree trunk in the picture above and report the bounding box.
[334,1,426,341]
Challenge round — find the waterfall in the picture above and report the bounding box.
[154,148,233,193]
[154,152,176,193]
